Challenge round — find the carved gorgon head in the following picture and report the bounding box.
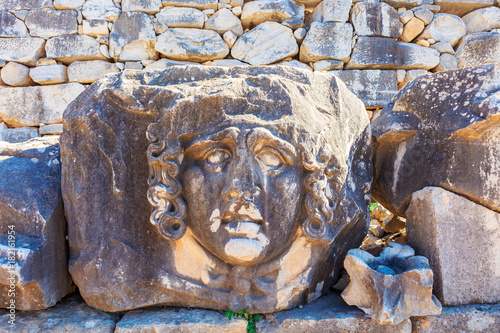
[145,67,371,269]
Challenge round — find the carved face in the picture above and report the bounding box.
[181,126,304,266]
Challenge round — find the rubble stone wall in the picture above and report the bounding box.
[0,0,499,143]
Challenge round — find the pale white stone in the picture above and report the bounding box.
[144,58,202,69]
[0,127,39,143]
[39,123,63,135]
[115,62,125,70]
[434,53,457,72]
[161,0,218,10]
[232,6,242,17]
[431,41,455,54]
[231,22,298,65]
[156,7,205,29]
[0,9,28,37]
[205,8,243,36]
[223,30,237,48]
[122,0,161,14]
[109,12,156,61]
[124,61,143,70]
[53,0,85,10]
[455,32,500,68]
[156,28,229,62]
[46,34,108,64]
[240,0,305,28]
[404,69,429,83]
[82,0,121,21]
[100,44,110,58]
[0,37,45,67]
[311,0,351,23]
[419,13,466,47]
[0,83,86,127]
[83,19,109,37]
[29,65,68,85]
[313,59,343,71]
[396,69,406,82]
[202,9,215,15]
[399,10,414,24]
[294,27,306,43]
[414,8,433,25]
[68,60,119,83]
[1,62,33,87]
[300,22,353,63]
[0,122,7,131]
[11,10,30,21]
[36,58,57,66]
[274,59,313,71]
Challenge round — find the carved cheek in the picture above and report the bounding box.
[269,169,303,220]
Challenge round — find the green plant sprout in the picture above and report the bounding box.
[369,202,378,214]
[225,308,261,333]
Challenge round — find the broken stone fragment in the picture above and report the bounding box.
[0,37,45,67]
[311,0,351,23]
[0,0,52,10]
[205,8,243,36]
[240,0,304,28]
[372,63,500,216]
[156,6,205,29]
[156,28,229,62]
[342,243,442,325]
[46,34,108,65]
[0,137,72,310]
[29,64,69,85]
[299,22,353,63]
[161,0,218,11]
[231,22,298,65]
[0,127,39,143]
[1,62,33,87]
[407,187,500,306]
[0,83,85,127]
[455,31,500,68]
[68,60,120,83]
[121,0,161,14]
[0,10,28,37]
[25,8,77,38]
[53,0,85,10]
[82,0,121,21]
[109,12,157,61]
[351,2,403,38]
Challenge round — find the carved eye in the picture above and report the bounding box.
[256,148,284,170]
[204,149,230,171]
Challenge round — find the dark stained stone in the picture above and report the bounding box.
[61,66,372,313]
[0,137,72,310]
[372,63,500,216]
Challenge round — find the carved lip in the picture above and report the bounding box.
[224,221,261,237]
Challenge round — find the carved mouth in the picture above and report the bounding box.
[223,220,261,237]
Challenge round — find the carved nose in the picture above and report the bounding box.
[222,178,261,202]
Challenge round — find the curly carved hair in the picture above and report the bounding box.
[146,127,344,243]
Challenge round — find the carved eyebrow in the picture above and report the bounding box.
[246,128,298,164]
[183,127,240,153]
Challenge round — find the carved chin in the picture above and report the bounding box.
[224,238,267,263]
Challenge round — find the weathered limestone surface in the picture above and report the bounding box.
[435,0,495,17]
[83,19,109,37]
[342,243,442,325]
[351,2,403,38]
[0,10,28,37]
[54,0,85,10]
[240,0,304,28]
[122,0,161,14]
[29,64,69,85]
[39,123,64,135]
[0,83,85,127]
[61,66,371,313]
[156,7,205,29]
[25,8,77,38]
[257,292,412,332]
[435,53,458,71]
[109,12,156,61]
[400,17,425,42]
[419,13,466,47]
[0,0,51,10]
[0,127,39,143]
[1,62,33,87]
[231,22,298,65]
[206,8,243,36]
[0,293,118,331]
[46,34,108,64]
[407,187,500,306]
[455,32,500,68]
[346,37,440,70]
[0,137,72,310]
[383,0,434,9]
[311,0,351,23]
[331,70,398,108]
[156,28,229,62]
[299,22,353,63]
[68,60,119,83]
[372,63,500,216]
[161,0,218,10]
[411,302,500,333]
[115,307,247,332]
[82,0,121,21]
[0,37,45,67]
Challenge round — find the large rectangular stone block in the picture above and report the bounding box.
[0,137,72,310]
[435,0,494,17]
[407,187,500,306]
